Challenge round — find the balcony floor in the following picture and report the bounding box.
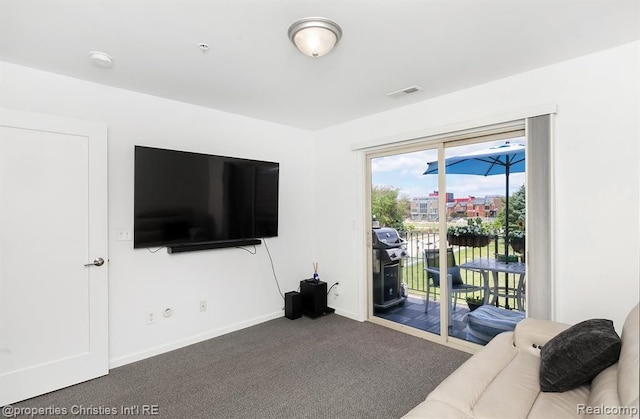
[373,295,471,340]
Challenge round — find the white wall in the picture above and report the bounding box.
[1,40,638,365]
[0,62,316,366]
[314,41,640,330]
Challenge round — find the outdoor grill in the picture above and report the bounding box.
[372,227,408,310]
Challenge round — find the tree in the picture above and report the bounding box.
[496,185,525,232]
[371,186,408,230]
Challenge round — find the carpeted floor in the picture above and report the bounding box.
[14,314,471,419]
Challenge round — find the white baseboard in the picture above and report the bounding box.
[109,310,283,369]
[333,307,364,322]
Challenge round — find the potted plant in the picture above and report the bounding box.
[466,296,484,311]
[497,253,520,263]
[447,217,494,247]
[508,219,526,256]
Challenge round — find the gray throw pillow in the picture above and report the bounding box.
[539,319,621,392]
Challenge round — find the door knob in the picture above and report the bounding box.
[84,257,105,267]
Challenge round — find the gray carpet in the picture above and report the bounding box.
[16,314,470,418]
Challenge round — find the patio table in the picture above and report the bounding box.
[458,259,526,311]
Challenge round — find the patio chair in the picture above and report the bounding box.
[423,248,485,313]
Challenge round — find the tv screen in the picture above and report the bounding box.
[134,146,279,249]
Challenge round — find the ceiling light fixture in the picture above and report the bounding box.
[89,51,113,68]
[287,17,342,57]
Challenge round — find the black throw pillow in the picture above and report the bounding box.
[539,318,621,392]
[431,267,464,287]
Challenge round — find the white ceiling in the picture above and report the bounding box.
[1,0,639,131]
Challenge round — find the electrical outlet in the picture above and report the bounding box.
[199,300,207,312]
[146,310,157,325]
[333,284,340,296]
[116,228,132,241]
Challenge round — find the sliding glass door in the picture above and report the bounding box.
[370,147,442,335]
[368,128,530,346]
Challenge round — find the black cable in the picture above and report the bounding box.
[327,282,339,295]
[236,245,257,255]
[147,246,166,253]
[262,238,284,300]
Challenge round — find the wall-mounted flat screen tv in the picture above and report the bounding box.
[134,146,279,249]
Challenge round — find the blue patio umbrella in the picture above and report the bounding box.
[423,142,525,260]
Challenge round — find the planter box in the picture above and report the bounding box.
[447,234,492,248]
[509,236,525,254]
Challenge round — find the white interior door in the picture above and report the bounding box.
[0,108,108,406]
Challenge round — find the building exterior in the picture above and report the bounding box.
[411,192,502,221]
[410,191,452,221]
[447,196,502,220]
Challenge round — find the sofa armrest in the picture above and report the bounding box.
[513,317,572,358]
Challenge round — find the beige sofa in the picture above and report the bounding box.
[404,303,639,419]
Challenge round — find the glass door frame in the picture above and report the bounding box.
[364,124,526,353]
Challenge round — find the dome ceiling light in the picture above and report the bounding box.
[287,17,342,58]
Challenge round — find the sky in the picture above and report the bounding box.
[371,138,526,200]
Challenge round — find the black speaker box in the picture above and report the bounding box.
[300,279,328,318]
[285,291,302,320]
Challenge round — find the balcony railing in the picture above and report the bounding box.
[397,230,523,311]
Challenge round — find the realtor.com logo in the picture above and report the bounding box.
[577,404,639,417]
